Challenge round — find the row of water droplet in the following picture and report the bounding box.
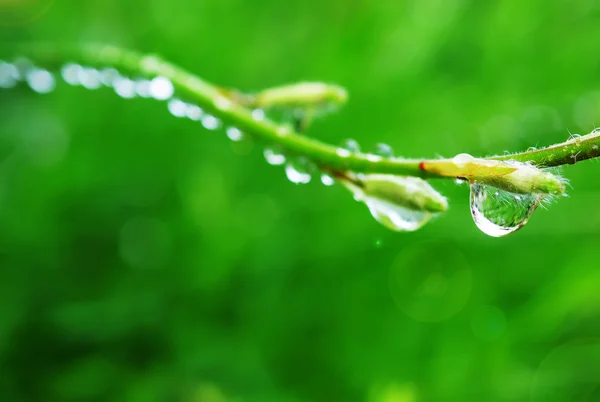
[0,57,549,237]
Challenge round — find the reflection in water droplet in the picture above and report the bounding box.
[364,197,431,232]
[389,241,472,322]
[373,143,394,157]
[226,127,244,142]
[201,115,220,130]
[252,109,266,121]
[264,148,286,166]
[168,98,187,117]
[61,63,82,86]
[0,62,19,88]
[186,104,203,121]
[346,176,439,232]
[26,69,55,93]
[455,178,467,185]
[470,184,541,237]
[113,77,136,98]
[320,173,335,186]
[285,160,311,184]
[149,76,174,100]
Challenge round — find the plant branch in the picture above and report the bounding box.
[5,43,600,181]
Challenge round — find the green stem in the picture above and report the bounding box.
[4,43,600,180]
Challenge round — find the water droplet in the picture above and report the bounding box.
[365,198,431,231]
[527,146,538,152]
[285,159,312,184]
[341,138,361,153]
[186,104,203,121]
[134,79,151,97]
[12,57,33,78]
[201,115,220,130]
[366,154,383,162]
[336,148,351,158]
[26,69,55,94]
[252,109,266,121]
[113,77,136,98]
[452,153,475,167]
[226,127,244,142]
[78,67,101,90]
[372,143,394,157]
[264,148,286,166]
[168,98,187,117]
[61,63,82,85]
[569,133,582,140]
[99,68,120,86]
[149,76,174,100]
[320,173,335,186]
[0,62,19,88]
[455,178,467,185]
[470,184,541,237]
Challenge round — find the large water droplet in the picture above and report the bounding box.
[264,148,286,166]
[470,184,541,237]
[285,159,312,184]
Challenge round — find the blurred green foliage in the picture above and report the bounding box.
[2,0,600,401]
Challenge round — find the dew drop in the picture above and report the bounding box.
[320,173,335,186]
[336,148,351,158]
[201,115,220,130]
[264,148,286,166]
[26,69,55,94]
[78,67,102,90]
[149,76,174,100]
[341,138,361,153]
[365,198,431,232]
[470,184,541,237]
[455,178,467,185]
[346,179,433,232]
[113,77,136,98]
[226,127,244,142]
[186,104,203,121]
[285,159,312,184]
[134,79,151,98]
[372,143,394,157]
[0,62,19,88]
[452,153,475,167]
[252,109,266,121]
[99,68,120,87]
[61,63,82,86]
[168,98,187,117]
[527,146,538,152]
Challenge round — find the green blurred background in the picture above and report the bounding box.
[2,0,600,401]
